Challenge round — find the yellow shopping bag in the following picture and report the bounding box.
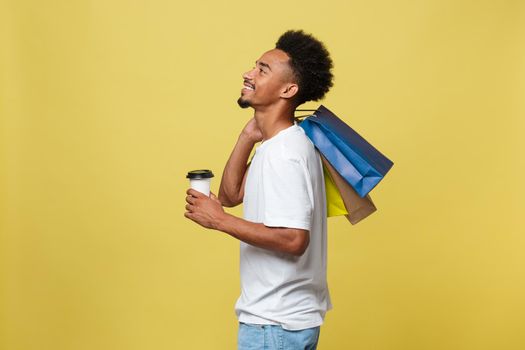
[324,163,348,217]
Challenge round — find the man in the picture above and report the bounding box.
[184,30,334,350]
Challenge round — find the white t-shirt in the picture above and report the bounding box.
[234,124,332,331]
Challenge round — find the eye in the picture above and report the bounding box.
[259,68,265,74]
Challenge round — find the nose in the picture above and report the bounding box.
[242,67,256,80]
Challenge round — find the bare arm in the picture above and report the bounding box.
[185,189,310,256]
[218,118,262,207]
[218,212,309,256]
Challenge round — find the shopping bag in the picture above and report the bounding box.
[298,105,394,198]
[322,154,377,225]
[324,160,349,217]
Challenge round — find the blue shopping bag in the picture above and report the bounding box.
[297,105,394,198]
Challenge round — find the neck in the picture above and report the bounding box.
[253,103,296,141]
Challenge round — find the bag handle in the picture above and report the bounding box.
[294,109,318,121]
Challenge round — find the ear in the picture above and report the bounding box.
[280,83,299,100]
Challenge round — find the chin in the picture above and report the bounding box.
[237,96,251,109]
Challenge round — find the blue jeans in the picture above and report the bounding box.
[238,322,320,350]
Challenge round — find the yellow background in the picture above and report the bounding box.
[2,0,524,349]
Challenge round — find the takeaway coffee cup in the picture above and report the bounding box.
[186,169,214,196]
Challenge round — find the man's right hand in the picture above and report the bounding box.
[219,118,261,207]
[240,118,263,143]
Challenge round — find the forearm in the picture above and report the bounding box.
[216,213,309,256]
[218,134,255,207]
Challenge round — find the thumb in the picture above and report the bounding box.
[210,192,222,205]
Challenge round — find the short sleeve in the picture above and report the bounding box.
[261,146,313,231]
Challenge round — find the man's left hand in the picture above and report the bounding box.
[184,189,226,230]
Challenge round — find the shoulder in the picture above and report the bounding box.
[261,125,318,167]
[279,125,317,162]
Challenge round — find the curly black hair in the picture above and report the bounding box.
[275,30,334,106]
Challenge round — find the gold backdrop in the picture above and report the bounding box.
[1,0,524,349]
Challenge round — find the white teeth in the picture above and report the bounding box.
[243,85,254,91]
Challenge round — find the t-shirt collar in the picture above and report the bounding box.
[257,124,298,151]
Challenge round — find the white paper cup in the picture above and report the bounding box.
[186,170,214,196]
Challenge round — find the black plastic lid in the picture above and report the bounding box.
[186,169,214,179]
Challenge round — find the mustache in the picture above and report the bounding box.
[243,80,255,88]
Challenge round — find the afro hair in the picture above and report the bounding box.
[275,30,334,106]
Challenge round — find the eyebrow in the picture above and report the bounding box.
[256,60,272,71]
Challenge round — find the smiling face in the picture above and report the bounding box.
[237,49,298,109]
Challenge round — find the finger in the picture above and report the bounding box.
[185,204,193,212]
[186,195,195,204]
[186,188,204,198]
